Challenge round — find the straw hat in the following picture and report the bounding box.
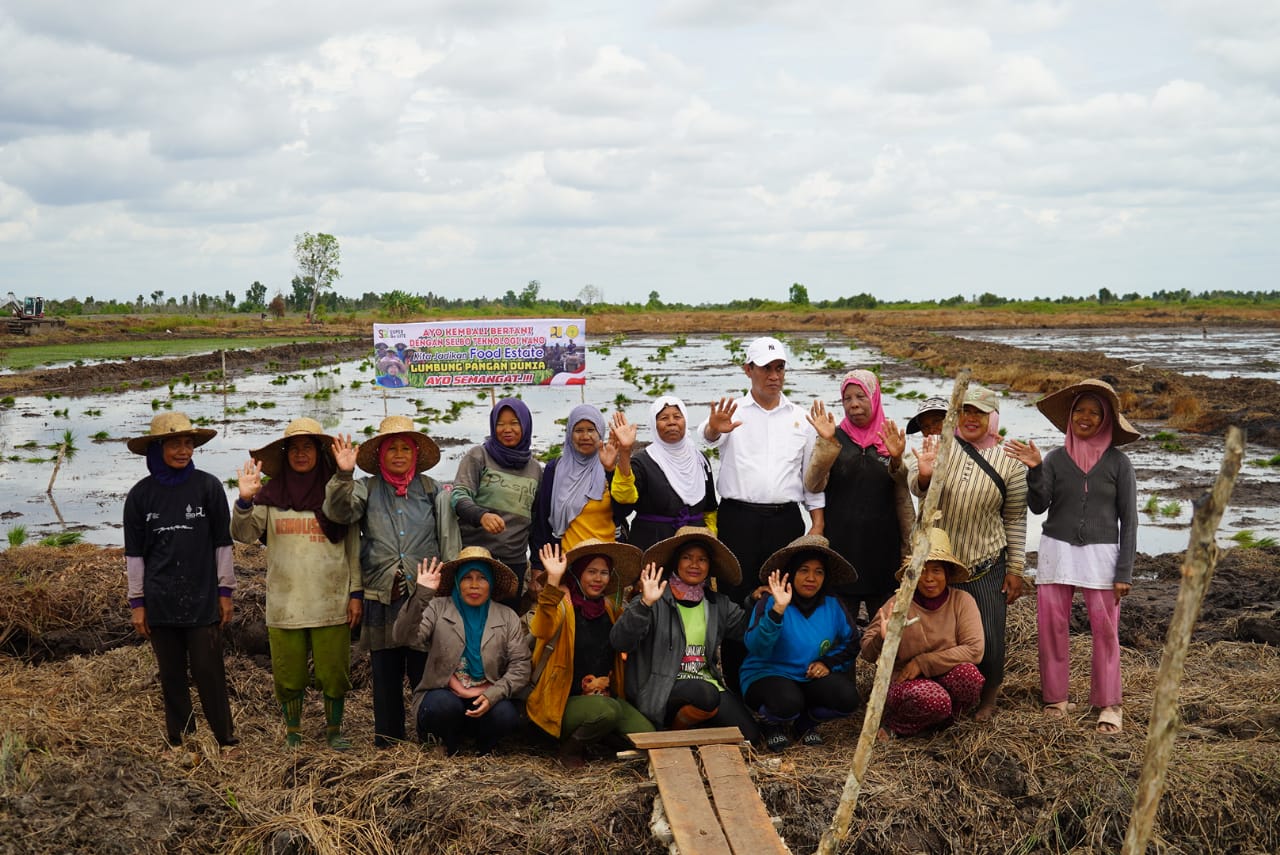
[1035,378,1140,446]
[757,534,857,588]
[905,396,948,435]
[355,415,441,474]
[127,412,217,455]
[249,417,334,478]
[563,539,643,597]
[641,526,742,588]
[434,546,520,603]
[897,528,970,583]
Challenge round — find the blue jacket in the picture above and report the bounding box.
[739,596,859,697]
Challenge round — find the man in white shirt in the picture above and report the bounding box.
[699,336,825,692]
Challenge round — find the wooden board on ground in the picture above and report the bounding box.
[629,727,744,750]
[650,747,733,855]
[699,743,791,855]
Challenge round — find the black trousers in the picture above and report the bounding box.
[744,673,860,723]
[150,623,236,747]
[715,499,805,694]
[370,646,428,746]
[665,679,762,744]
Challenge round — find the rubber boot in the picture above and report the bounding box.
[558,726,593,769]
[282,697,303,748]
[324,696,352,751]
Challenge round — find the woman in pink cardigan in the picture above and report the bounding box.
[860,528,985,739]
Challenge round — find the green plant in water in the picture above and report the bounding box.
[1142,495,1161,515]
[52,408,69,418]
[91,431,110,441]
[614,393,632,409]
[15,441,38,450]
[1160,500,1182,517]
[39,532,84,547]
[1229,531,1278,549]
[361,425,376,435]
[83,408,102,417]
[0,396,14,407]
[7,526,27,547]
[537,443,563,463]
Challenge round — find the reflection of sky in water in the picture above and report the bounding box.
[2,331,1276,556]
[956,327,1280,382]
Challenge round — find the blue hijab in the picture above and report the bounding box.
[145,442,194,486]
[549,404,607,538]
[450,561,493,680]
[483,398,533,469]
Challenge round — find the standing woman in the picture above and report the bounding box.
[610,396,717,551]
[529,404,625,576]
[452,398,543,608]
[806,370,914,623]
[324,415,443,747]
[392,547,530,755]
[610,527,761,744]
[232,418,363,749]
[123,413,238,751]
[740,535,862,750]
[527,540,653,765]
[907,384,1028,721]
[1005,379,1140,735]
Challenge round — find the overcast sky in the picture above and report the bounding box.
[2,1,1277,307]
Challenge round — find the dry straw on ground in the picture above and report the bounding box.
[3,545,1280,853]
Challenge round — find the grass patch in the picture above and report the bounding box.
[1230,531,1279,549]
[0,337,334,371]
[6,526,27,548]
[1160,500,1183,517]
[38,532,84,547]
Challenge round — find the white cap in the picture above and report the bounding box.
[744,336,788,367]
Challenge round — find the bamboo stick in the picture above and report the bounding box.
[817,369,971,855]
[1121,425,1244,855]
[46,440,66,495]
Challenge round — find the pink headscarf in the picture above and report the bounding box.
[1064,393,1113,475]
[379,440,418,496]
[959,411,1002,451]
[838,370,889,456]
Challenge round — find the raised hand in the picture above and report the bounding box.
[914,434,939,481]
[610,411,637,451]
[1004,438,1042,469]
[705,398,742,438]
[236,458,264,501]
[332,434,358,473]
[766,569,792,615]
[598,433,619,471]
[807,399,837,441]
[880,419,906,461]
[416,556,443,592]
[539,543,567,589]
[638,562,667,606]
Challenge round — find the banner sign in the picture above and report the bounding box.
[373,319,587,388]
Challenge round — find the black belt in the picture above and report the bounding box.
[721,497,798,513]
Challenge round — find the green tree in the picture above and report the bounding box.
[647,290,662,308]
[519,279,540,308]
[244,281,268,311]
[382,289,425,319]
[789,282,809,305]
[293,232,342,321]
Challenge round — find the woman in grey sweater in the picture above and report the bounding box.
[1005,379,1140,735]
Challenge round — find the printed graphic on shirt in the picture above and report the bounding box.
[580,674,611,696]
[273,515,330,543]
[678,644,708,679]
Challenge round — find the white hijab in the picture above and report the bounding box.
[646,396,708,507]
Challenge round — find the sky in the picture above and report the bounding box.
[1,1,1278,307]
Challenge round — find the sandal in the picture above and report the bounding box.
[799,730,824,747]
[1097,705,1123,735]
[1043,701,1077,720]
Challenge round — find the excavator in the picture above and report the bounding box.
[5,292,66,334]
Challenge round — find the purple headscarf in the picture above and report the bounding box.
[483,398,533,469]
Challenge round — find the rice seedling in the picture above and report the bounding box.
[361,425,377,435]
[1229,531,1279,549]
[52,408,68,418]
[82,409,102,417]
[0,396,14,407]
[91,431,109,441]
[38,532,84,547]
[614,393,632,409]
[1153,430,1188,453]
[15,441,38,450]
[1142,495,1161,515]
[6,526,27,547]
[536,443,563,462]
[1160,500,1182,517]
[260,401,276,409]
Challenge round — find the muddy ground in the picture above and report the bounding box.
[2,308,1279,853]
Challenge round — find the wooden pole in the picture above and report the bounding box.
[1121,425,1244,855]
[817,370,971,855]
[221,349,228,414]
[46,441,67,495]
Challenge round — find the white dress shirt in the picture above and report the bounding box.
[699,392,824,510]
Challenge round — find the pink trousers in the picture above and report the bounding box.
[1037,583,1122,708]
[883,663,985,736]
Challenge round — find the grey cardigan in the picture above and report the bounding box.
[609,587,749,727]
[1026,446,1138,584]
[391,586,531,715]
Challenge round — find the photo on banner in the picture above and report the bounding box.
[372,319,587,388]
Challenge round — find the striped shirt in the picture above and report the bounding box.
[907,442,1028,576]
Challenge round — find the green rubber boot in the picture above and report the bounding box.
[324,696,352,751]
[282,697,303,748]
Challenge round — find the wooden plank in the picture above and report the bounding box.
[699,744,791,855]
[629,727,744,750]
[650,748,734,855]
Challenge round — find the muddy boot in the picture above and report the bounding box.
[324,696,352,751]
[558,727,593,769]
[282,697,303,748]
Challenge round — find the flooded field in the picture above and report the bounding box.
[3,330,1277,558]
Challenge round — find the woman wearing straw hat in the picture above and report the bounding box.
[740,534,862,751]
[527,539,654,766]
[907,384,1028,721]
[232,418,362,750]
[1005,378,1140,735]
[123,412,238,751]
[860,528,986,739]
[806,370,914,623]
[391,547,530,755]
[451,398,543,609]
[609,527,761,744]
[323,415,444,747]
